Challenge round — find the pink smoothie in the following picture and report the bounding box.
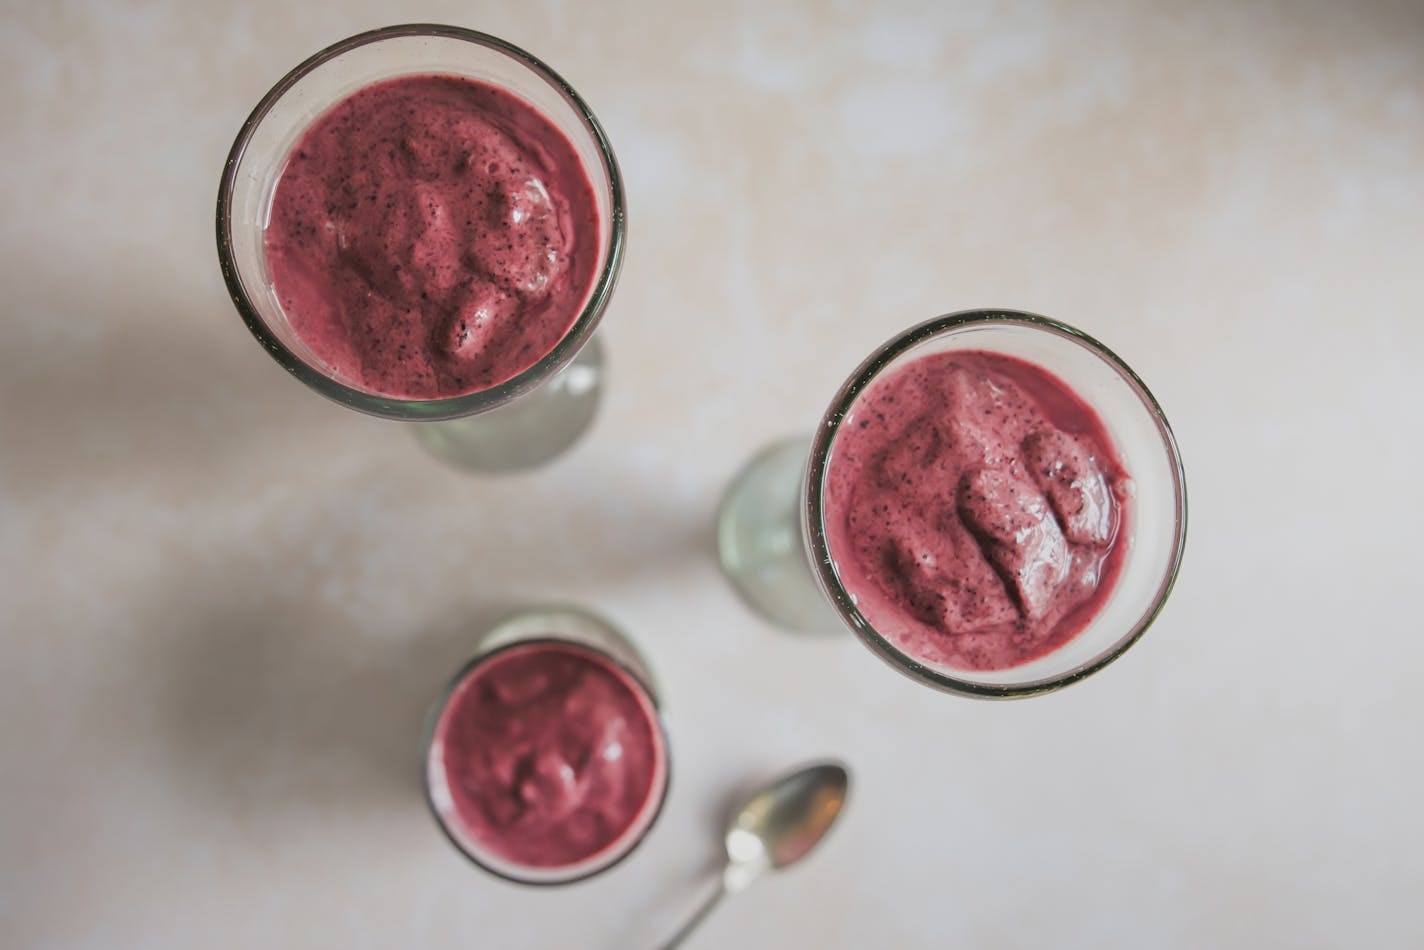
[264,74,600,399]
[429,641,666,871]
[823,351,1131,672]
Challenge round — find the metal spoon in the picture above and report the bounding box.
[659,760,851,949]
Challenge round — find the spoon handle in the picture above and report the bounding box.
[657,876,727,950]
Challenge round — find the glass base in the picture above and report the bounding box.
[413,336,604,473]
[716,436,842,634]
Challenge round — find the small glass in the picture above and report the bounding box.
[718,309,1188,698]
[423,606,671,885]
[216,24,625,472]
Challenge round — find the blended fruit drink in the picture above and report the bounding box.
[823,351,1132,672]
[427,640,668,876]
[263,74,600,399]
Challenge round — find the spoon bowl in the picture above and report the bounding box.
[661,760,850,949]
[727,761,850,870]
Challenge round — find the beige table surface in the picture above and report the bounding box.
[4,1,1422,947]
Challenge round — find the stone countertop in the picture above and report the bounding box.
[3,1,1422,947]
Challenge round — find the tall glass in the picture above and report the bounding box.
[216,24,625,472]
[718,309,1188,698]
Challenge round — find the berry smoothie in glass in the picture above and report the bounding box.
[424,607,670,884]
[217,25,625,471]
[719,310,1187,698]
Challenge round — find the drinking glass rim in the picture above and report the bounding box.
[802,308,1189,699]
[215,23,627,421]
[421,632,672,886]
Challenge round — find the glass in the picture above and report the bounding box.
[423,606,671,885]
[718,309,1188,698]
[216,24,625,472]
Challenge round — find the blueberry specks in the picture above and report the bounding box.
[262,74,601,399]
[821,350,1129,672]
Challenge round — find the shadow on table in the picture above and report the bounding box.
[0,264,334,499]
[149,585,529,816]
[134,458,712,826]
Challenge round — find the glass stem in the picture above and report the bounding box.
[412,335,604,473]
[716,436,841,634]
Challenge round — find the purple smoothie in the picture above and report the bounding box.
[430,641,667,871]
[263,74,600,399]
[823,351,1132,672]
